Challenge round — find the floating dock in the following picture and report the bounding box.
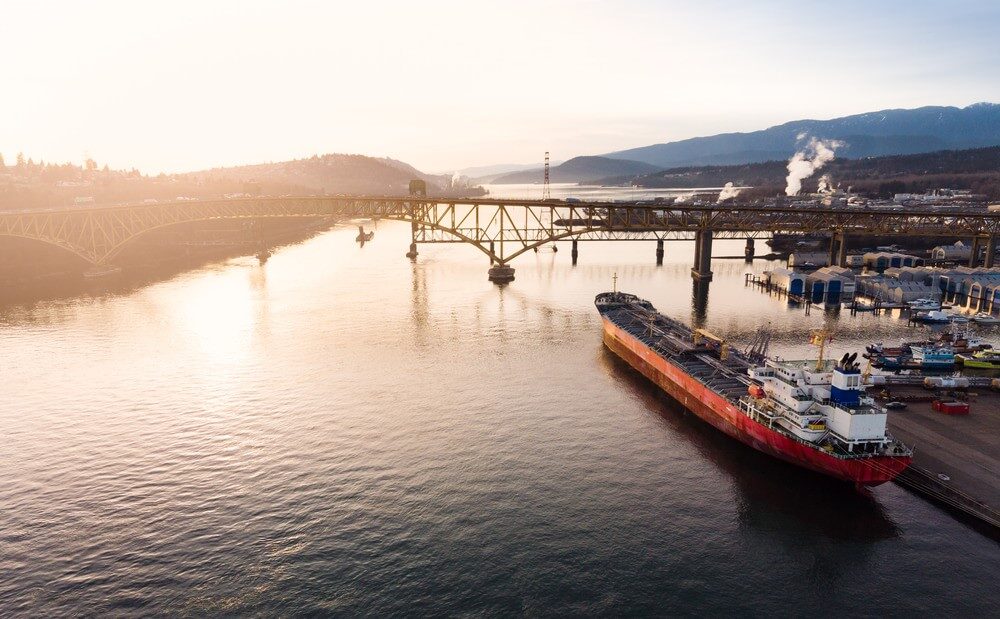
[875,385,1000,531]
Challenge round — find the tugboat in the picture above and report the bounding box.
[909,345,957,370]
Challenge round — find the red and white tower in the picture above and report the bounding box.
[542,151,551,200]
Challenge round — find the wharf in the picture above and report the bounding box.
[875,385,1000,530]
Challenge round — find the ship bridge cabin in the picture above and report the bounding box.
[747,356,890,454]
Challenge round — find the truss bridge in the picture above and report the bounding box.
[2,196,999,283]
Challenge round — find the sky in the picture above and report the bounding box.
[3,0,999,174]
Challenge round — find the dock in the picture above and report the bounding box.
[875,385,1000,530]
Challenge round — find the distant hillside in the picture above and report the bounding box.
[453,162,551,182]
[185,154,451,196]
[0,152,480,211]
[491,156,658,184]
[603,103,1000,168]
[609,145,1000,199]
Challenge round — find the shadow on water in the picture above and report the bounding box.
[598,346,901,543]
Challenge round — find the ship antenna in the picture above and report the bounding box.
[612,272,618,294]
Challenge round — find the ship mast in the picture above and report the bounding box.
[810,328,833,371]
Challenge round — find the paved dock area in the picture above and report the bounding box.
[876,385,999,528]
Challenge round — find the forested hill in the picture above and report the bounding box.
[0,153,472,211]
[603,145,1000,199]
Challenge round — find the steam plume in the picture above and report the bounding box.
[717,182,740,202]
[785,137,843,196]
[816,174,833,194]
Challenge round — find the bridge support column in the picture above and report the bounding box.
[571,239,579,265]
[985,235,997,269]
[969,236,982,268]
[691,230,713,281]
[656,239,664,266]
[837,233,848,267]
[488,264,515,284]
[405,221,418,259]
[828,233,838,267]
[744,238,754,261]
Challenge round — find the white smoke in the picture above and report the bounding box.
[816,174,833,194]
[784,137,844,196]
[717,181,740,202]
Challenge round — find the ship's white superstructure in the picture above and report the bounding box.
[745,353,894,454]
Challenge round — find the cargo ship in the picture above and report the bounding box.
[597,290,912,485]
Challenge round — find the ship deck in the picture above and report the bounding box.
[603,304,753,401]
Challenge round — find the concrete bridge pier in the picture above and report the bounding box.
[691,230,713,281]
[655,239,664,266]
[571,239,579,265]
[985,235,997,268]
[827,232,847,267]
[405,221,419,259]
[744,238,754,261]
[488,264,515,284]
[969,236,982,268]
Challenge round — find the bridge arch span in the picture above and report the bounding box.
[0,232,99,266]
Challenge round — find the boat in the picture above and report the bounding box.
[913,310,950,324]
[972,312,1000,325]
[949,314,970,324]
[908,298,940,311]
[596,290,912,485]
[909,345,956,370]
[956,349,1000,369]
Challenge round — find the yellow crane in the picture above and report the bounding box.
[693,328,730,361]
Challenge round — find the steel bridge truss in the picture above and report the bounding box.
[2,196,999,267]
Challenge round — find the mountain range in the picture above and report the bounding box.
[487,103,1000,184]
[603,103,1000,169]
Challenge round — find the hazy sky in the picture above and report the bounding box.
[3,0,999,173]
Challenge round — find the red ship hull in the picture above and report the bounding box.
[603,319,911,485]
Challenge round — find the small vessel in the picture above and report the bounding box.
[914,310,950,324]
[949,314,970,324]
[957,349,1000,369]
[972,312,1000,325]
[908,298,940,311]
[355,225,375,243]
[597,290,911,485]
[909,345,956,370]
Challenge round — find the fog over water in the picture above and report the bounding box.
[1,198,998,614]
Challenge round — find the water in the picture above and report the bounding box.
[1,213,998,615]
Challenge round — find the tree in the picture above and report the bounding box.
[16,152,25,168]
[0,153,5,168]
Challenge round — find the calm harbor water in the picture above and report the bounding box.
[2,198,999,614]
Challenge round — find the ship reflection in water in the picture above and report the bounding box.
[0,218,994,616]
[599,350,901,543]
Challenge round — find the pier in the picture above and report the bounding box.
[876,385,1000,531]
